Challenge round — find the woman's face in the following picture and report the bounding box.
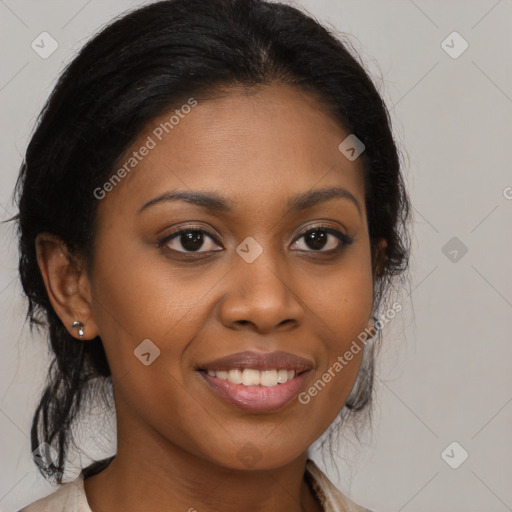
[90,83,374,470]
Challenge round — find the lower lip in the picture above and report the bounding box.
[198,371,310,412]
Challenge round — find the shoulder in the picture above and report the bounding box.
[305,459,375,512]
[17,473,92,512]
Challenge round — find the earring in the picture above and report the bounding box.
[71,321,84,339]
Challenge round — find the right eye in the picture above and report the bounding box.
[158,227,223,254]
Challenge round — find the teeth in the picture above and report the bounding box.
[228,369,242,384]
[277,369,288,383]
[242,369,260,386]
[260,369,278,387]
[206,368,297,386]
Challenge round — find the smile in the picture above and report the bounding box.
[198,370,310,412]
[196,350,313,412]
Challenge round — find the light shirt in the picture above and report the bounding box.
[18,459,371,512]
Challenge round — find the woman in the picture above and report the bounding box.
[14,0,410,510]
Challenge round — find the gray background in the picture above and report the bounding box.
[1,1,511,511]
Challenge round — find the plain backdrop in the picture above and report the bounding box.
[1,1,511,511]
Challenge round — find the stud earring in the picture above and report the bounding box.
[71,321,84,339]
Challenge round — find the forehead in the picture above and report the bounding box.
[98,83,365,218]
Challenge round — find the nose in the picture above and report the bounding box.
[218,247,305,334]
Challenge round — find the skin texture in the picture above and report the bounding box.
[36,84,377,512]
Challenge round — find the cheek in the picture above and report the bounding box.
[294,247,374,415]
[297,242,374,340]
[90,253,210,373]
[89,249,213,443]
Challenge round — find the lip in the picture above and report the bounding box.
[196,350,314,372]
[198,369,311,412]
[195,350,314,412]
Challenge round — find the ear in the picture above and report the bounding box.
[35,233,99,340]
[365,318,378,341]
[373,238,388,279]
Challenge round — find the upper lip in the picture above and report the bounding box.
[196,350,314,373]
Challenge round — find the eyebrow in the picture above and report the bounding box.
[137,185,362,216]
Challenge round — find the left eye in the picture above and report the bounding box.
[291,227,353,252]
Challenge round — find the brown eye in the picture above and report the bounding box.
[291,226,353,252]
[159,228,222,253]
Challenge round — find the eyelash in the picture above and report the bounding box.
[157,224,354,258]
